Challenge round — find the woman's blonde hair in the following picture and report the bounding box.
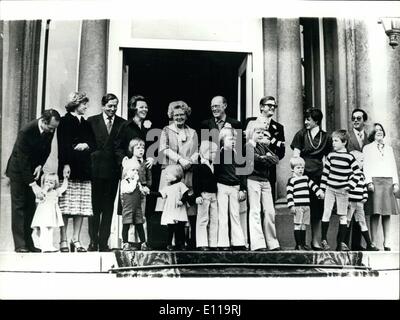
[167,100,191,119]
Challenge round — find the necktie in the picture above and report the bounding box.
[106,116,112,134]
[358,132,363,148]
[216,119,224,130]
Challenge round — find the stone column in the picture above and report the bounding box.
[262,18,278,103]
[1,21,42,251]
[276,19,304,200]
[78,20,108,116]
[344,19,357,128]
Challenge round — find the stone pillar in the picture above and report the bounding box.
[387,41,400,180]
[1,21,42,252]
[262,18,278,103]
[354,20,373,129]
[276,19,304,200]
[78,20,108,116]
[344,19,357,128]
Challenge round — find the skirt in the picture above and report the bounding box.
[365,177,399,216]
[59,180,93,217]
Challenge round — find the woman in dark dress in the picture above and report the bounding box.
[57,92,96,252]
[290,108,332,250]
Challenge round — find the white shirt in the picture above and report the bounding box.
[310,126,320,139]
[363,141,399,185]
[103,113,114,126]
[70,112,83,122]
[38,118,44,134]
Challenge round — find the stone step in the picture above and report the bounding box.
[0,252,117,273]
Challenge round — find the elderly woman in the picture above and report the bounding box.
[363,123,399,251]
[57,92,96,252]
[155,101,199,249]
[290,108,332,250]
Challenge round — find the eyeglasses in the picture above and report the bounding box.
[262,103,277,109]
[352,116,363,121]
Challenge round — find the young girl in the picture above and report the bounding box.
[152,164,191,251]
[121,138,152,250]
[31,172,68,252]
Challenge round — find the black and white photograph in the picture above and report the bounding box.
[0,0,399,303]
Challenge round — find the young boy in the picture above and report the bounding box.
[121,137,152,250]
[214,127,247,251]
[347,151,378,251]
[246,123,280,251]
[192,141,219,251]
[320,129,362,251]
[287,157,324,250]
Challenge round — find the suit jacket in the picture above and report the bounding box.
[6,119,54,185]
[57,112,96,180]
[200,116,242,144]
[244,117,285,183]
[347,129,369,152]
[114,119,150,167]
[87,113,126,179]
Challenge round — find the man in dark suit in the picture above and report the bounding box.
[346,108,370,250]
[244,96,285,201]
[87,93,126,251]
[6,109,61,252]
[200,95,242,144]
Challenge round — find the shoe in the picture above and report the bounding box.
[87,243,98,252]
[352,246,366,251]
[270,247,281,251]
[302,244,311,251]
[337,242,350,252]
[43,248,58,253]
[166,245,174,251]
[99,246,112,252]
[122,243,131,251]
[198,246,210,251]
[209,247,218,251]
[320,240,331,251]
[15,247,29,253]
[311,244,323,251]
[59,240,70,253]
[384,246,391,251]
[219,247,230,251]
[255,248,268,252]
[70,240,87,253]
[28,246,41,253]
[140,242,151,251]
[366,244,379,251]
[294,245,302,251]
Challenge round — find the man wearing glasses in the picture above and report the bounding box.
[346,108,370,251]
[245,96,285,201]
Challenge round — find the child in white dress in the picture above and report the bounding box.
[31,172,68,252]
[152,165,192,251]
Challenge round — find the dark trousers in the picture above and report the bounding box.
[346,216,363,249]
[10,180,36,250]
[89,178,119,248]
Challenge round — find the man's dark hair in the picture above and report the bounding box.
[352,108,368,121]
[41,109,61,123]
[259,96,276,106]
[102,93,119,106]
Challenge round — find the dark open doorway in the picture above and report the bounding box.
[122,48,248,248]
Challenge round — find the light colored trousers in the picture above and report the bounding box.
[322,186,349,222]
[247,179,280,250]
[196,192,218,248]
[217,183,245,247]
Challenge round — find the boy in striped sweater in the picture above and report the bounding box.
[347,151,378,251]
[287,157,324,250]
[320,129,362,251]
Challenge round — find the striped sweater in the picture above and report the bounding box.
[320,151,361,191]
[348,173,368,202]
[286,175,323,208]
